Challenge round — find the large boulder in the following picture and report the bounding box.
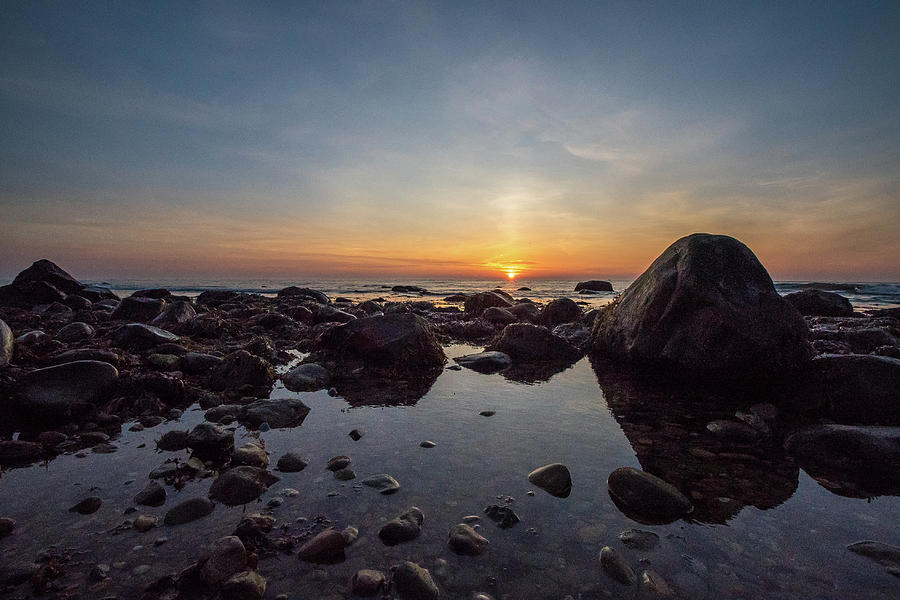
[208,350,276,393]
[0,319,12,367]
[310,314,445,379]
[592,233,811,383]
[464,291,514,315]
[110,296,166,322]
[277,286,330,304]
[540,298,582,327]
[801,354,900,424]
[0,260,116,307]
[784,289,854,317]
[489,323,580,362]
[18,360,118,419]
[575,280,614,292]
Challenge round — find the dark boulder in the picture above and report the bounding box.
[208,466,279,506]
[607,467,692,524]
[239,398,311,429]
[186,423,234,460]
[282,362,330,391]
[552,323,592,350]
[164,498,215,525]
[592,233,811,383]
[277,286,330,304]
[540,298,582,327]
[310,314,445,379]
[575,280,614,292]
[55,322,95,343]
[18,360,118,419]
[181,352,223,374]
[464,291,514,315]
[110,296,166,322]
[489,323,581,362]
[378,507,424,546]
[152,301,197,327]
[528,463,572,498]
[784,289,854,317]
[314,305,356,324]
[208,350,275,394]
[507,302,541,323]
[113,323,180,351]
[801,354,900,424]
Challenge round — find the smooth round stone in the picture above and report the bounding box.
[419,440,436,448]
[600,546,636,585]
[528,463,572,498]
[163,498,215,525]
[350,569,385,596]
[134,481,166,507]
[607,467,692,523]
[362,474,400,494]
[276,451,309,472]
[134,515,157,532]
[448,523,490,556]
[69,497,102,515]
[297,529,345,563]
[201,536,247,585]
[326,455,351,471]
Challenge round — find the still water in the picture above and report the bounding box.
[1,345,899,599]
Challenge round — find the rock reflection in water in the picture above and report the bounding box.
[592,358,799,524]
[329,371,441,406]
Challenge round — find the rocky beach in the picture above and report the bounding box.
[1,234,900,600]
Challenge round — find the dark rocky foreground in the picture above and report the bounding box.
[1,235,899,599]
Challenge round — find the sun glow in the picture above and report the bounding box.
[506,271,517,279]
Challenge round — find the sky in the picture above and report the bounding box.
[1,1,898,282]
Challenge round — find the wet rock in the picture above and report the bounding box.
[277,286,330,304]
[552,323,592,350]
[575,280,614,292]
[69,496,102,514]
[297,529,346,563]
[802,354,900,424]
[164,498,215,525]
[205,404,242,423]
[334,468,356,480]
[540,298,582,327]
[276,451,309,472]
[784,425,900,494]
[327,455,351,471]
[156,430,189,451]
[341,525,359,545]
[706,420,761,442]
[208,350,276,394]
[110,296,165,322]
[600,546,635,585]
[480,410,495,417]
[607,467,692,523]
[847,540,900,566]
[55,321,95,343]
[0,259,115,307]
[240,398,311,429]
[362,473,400,494]
[379,507,424,546]
[0,440,43,464]
[201,536,247,585]
[208,466,280,506]
[484,505,519,528]
[784,289,854,317]
[113,323,180,351]
[18,360,118,420]
[420,440,436,448]
[349,428,364,441]
[527,463,572,498]
[454,351,512,373]
[592,233,811,383]
[187,423,234,460]
[181,352,223,374]
[51,348,120,366]
[147,353,180,371]
[282,362,330,391]
[232,442,269,468]
[489,323,581,362]
[481,306,517,326]
[464,291,514,315]
[350,569,386,596]
[393,561,439,600]
[233,513,276,540]
[152,301,197,326]
[641,570,673,596]
[0,517,15,538]
[618,529,659,551]
[134,515,158,532]
[315,305,357,324]
[220,570,266,600]
[134,481,167,507]
[508,302,542,323]
[448,523,489,555]
[311,313,445,379]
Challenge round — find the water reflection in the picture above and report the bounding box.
[330,371,442,406]
[591,357,799,524]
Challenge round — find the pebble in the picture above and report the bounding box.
[420,440,436,448]
[600,546,636,585]
[448,523,490,555]
[326,455,351,471]
[350,569,385,596]
[362,473,400,494]
[134,515,157,532]
[480,410,496,417]
[619,529,660,551]
[349,428,364,441]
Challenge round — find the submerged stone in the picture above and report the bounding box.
[607,467,692,524]
[528,463,572,498]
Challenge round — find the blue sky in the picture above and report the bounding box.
[1,1,898,280]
